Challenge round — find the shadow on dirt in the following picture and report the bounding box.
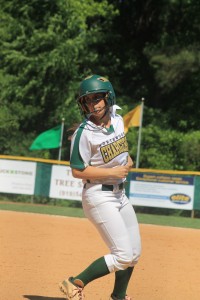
[23,296,66,300]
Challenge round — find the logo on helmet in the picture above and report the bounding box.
[97,77,109,82]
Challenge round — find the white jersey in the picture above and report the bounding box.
[70,113,129,185]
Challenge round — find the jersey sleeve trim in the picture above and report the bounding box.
[70,123,86,170]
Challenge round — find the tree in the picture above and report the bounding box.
[108,0,200,131]
[143,0,200,130]
[0,0,117,158]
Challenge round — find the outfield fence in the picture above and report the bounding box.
[0,155,200,216]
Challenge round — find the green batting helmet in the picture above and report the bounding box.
[77,75,116,117]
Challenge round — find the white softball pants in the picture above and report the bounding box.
[82,183,141,273]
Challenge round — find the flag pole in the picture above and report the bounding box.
[136,98,145,168]
[58,118,65,161]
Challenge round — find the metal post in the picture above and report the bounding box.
[191,209,195,218]
[58,118,65,161]
[136,98,145,168]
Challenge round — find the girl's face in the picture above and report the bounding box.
[83,93,107,118]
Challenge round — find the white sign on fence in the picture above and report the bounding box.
[0,159,36,195]
[129,172,194,210]
[49,165,83,200]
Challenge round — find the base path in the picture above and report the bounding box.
[0,210,200,300]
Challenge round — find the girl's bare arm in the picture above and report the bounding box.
[72,165,129,180]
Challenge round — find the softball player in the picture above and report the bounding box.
[59,75,141,300]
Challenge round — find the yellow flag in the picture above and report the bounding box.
[123,105,141,134]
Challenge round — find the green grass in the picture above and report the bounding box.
[0,201,200,229]
[136,213,200,229]
[0,201,85,218]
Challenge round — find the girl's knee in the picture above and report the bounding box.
[116,248,141,270]
[104,245,142,272]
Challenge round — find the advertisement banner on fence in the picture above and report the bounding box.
[0,159,36,195]
[49,165,83,200]
[129,172,194,210]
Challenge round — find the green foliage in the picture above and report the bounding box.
[127,123,200,171]
[141,0,200,126]
[148,49,200,91]
[125,106,200,171]
[127,124,183,170]
[0,0,117,158]
[178,131,200,170]
[0,0,200,170]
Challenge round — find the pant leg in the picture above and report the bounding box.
[119,192,142,267]
[82,186,141,272]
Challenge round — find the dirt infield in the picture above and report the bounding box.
[0,210,200,300]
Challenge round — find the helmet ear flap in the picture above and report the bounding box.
[106,91,115,107]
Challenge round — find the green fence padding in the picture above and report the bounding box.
[194,176,200,210]
[34,163,52,197]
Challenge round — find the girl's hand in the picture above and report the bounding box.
[110,165,130,179]
[126,155,134,170]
